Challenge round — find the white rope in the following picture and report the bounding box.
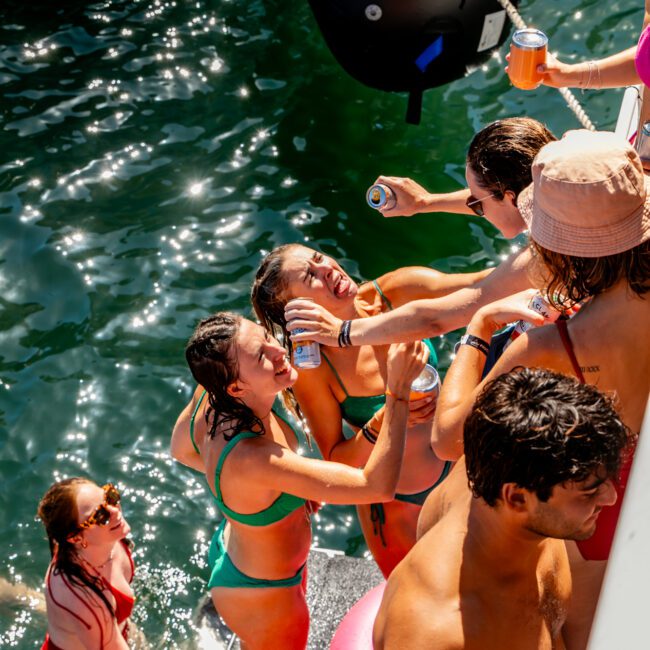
[495,0,596,131]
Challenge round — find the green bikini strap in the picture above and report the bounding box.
[214,431,260,504]
[372,279,394,311]
[320,351,350,398]
[189,390,207,455]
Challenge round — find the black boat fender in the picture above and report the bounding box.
[307,0,518,124]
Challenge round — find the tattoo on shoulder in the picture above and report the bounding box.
[579,365,600,373]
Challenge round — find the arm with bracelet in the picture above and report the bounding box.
[431,290,544,460]
[537,47,639,89]
[292,361,387,466]
[286,247,534,348]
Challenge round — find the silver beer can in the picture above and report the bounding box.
[291,323,321,369]
[410,363,440,400]
[366,183,396,210]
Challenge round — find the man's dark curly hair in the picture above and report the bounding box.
[464,367,633,506]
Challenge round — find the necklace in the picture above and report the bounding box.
[81,548,114,572]
[96,549,114,569]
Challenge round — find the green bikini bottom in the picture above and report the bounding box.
[370,460,454,546]
[208,520,306,589]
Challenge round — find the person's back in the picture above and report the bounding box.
[374,368,631,650]
[526,284,650,433]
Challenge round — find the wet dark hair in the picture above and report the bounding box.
[466,117,557,199]
[37,478,116,618]
[532,239,650,309]
[464,367,632,506]
[251,243,300,343]
[251,244,306,420]
[185,312,264,441]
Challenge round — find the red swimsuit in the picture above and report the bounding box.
[556,319,636,561]
[42,540,135,650]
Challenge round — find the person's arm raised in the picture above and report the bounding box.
[526,48,639,89]
[431,290,546,460]
[373,176,473,218]
[246,342,427,504]
[170,386,205,473]
[286,248,534,347]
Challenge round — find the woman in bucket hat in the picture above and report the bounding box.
[431,129,650,649]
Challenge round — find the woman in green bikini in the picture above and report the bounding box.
[170,312,425,649]
[250,245,499,576]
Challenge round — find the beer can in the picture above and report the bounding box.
[503,293,559,350]
[366,183,396,210]
[508,28,548,90]
[528,293,560,323]
[635,121,650,164]
[409,364,440,401]
[292,330,321,368]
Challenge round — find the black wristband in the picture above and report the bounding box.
[361,425,378,444]
[338,320,352,347]
[454,333,490,356]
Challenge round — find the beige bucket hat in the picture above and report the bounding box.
[518,129,650,257]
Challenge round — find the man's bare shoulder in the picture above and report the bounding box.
[375,557,465,650]
[417,459,470,539]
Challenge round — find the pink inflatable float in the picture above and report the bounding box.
[330,582,386,649]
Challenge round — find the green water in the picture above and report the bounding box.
[0,0,641,646]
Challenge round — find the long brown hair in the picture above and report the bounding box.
[532,239,650,309]
[185,312,264,441]
[466,117,557,199]
[251,244,306,420]
[37,478,115,617]
[251,243,299,342]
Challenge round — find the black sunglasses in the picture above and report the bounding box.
[465,192,495,217]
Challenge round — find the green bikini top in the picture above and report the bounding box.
[190,391,307,526]
[321,280,439,429]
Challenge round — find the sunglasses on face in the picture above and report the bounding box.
[465,192,496,217]
[77,484,121,531]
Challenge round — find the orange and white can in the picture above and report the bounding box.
[508,28,548,90]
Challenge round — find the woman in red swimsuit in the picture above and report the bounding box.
[38,478,135,650]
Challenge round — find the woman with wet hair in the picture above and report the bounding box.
[171,312,425,649]
[250,244,505,577]
[38,478,134,650]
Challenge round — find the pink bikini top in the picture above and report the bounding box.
[635,24,650,87]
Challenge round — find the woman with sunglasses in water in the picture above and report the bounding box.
[38,479,134,650]
[171,313,425,648]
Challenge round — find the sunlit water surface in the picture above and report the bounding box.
[0,0,641,646]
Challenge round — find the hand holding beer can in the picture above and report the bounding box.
[366,183,396,211]
[289,297,321,369]
[508,28,548,90]
[409,364,440,401]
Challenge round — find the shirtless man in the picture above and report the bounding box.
[373,367,631,650]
